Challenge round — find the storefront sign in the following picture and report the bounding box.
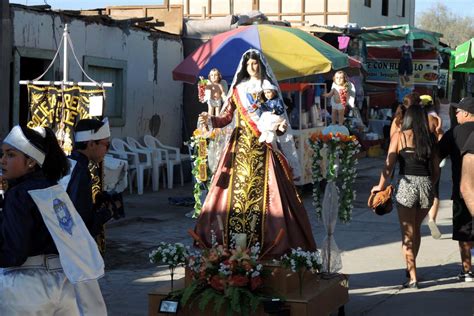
[366,58,440,86]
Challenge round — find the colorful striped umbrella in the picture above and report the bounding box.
[173,24,349,84]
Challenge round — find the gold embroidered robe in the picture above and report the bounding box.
[194,87,316,258]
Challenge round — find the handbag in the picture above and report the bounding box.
[368,185,394,216]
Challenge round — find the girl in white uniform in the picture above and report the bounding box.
[0,125,106,315]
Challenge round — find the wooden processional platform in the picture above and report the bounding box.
[148,265,349,316]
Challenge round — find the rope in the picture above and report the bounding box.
[67,35,107,117]
[32,35,64,82]
[67,36,101,87]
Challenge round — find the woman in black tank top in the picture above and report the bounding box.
[372,104,440,289]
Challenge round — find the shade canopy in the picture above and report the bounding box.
[173,24,349,84]
[453,38,474,73]
[360,24,442,47]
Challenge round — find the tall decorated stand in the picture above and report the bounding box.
[309,125,360,274]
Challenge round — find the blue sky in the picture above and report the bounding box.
[9,0,474,18]
[415,0,474,18]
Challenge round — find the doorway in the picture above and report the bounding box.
[13,47,56,126]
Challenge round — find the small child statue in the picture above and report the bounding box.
[198,68,228,116]
[323,70,355,125]
[256,81,286,145]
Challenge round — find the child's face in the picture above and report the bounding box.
[334,73,346,86]
[334,73,345,86]
[209,71,220,83]
[0,144,32,180]
[264,89,276,100]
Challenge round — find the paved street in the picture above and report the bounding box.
[100,157,474,316]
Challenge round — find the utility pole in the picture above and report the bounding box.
[0,0,12,137]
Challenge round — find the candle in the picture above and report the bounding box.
[234,233,247,250]
[217,215,224,231]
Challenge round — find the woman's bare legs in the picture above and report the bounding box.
[397,205,429,283]
[459,241,473,273]
[428,198,442,239]
[414,208,430,258]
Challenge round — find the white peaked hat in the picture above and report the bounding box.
[74,118,111,142]
[3,126,47,166]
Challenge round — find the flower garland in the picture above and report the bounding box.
[308,132,360,222]
[186,128,219,218]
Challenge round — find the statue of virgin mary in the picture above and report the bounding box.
[194,49,316,258]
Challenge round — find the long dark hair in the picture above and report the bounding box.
[401,104,434,160]
[22,126,69,182]
[234,50,270,86]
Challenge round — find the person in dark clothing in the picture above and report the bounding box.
[461,133,474,216]
[65,118,121,250]
[439,97,474,282]
[0,125,106,315]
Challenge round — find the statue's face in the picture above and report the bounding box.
[334,73,345,86]
[209,70,220,83]
[264,89,276,100]
[246,58,260,79]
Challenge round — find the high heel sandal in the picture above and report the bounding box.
[402,280,418,289]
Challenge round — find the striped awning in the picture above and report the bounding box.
[360,24,442,46]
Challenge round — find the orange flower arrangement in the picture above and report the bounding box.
[310,131,357,143]
[181,238,268,315]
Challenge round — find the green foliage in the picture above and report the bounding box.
[178,279,266,315]
[189,136,212,218]
[417,2,474,48]
[180,281,198,307]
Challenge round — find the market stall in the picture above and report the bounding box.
[280,82,327,185]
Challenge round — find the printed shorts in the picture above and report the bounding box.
[395,175,434,209]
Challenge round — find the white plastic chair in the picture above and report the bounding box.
[144,135,190,189]
[110,138,152,195]
[126,136,167,191]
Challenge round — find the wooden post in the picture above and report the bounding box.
[0,0,12,137]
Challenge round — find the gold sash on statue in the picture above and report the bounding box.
[225,91,269,247]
